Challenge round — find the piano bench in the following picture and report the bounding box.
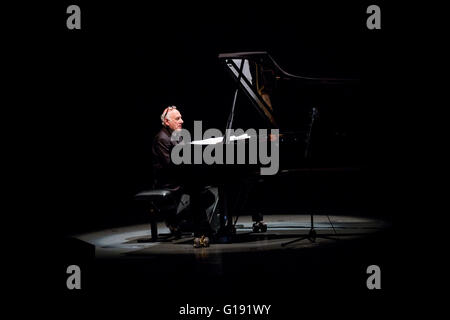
[134,189,177,241]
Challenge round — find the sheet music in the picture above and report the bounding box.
[191,133,251,145]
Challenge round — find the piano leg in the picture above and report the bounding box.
[215,183,237,242]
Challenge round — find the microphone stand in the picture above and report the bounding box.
[282,107,338,246]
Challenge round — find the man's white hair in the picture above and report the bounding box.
[160,106,177,126]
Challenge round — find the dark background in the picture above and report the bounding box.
[37,1,392,238]
[14,1,395,315]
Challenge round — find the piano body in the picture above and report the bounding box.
[180,51,361,236]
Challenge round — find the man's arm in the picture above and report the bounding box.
[154,138,172,167]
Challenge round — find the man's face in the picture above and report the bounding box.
[164,109,184,131]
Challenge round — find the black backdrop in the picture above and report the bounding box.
[36,1,392,238]
[6,0,399,315]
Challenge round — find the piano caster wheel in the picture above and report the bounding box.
[260,223,267,232]
[253,222,267,233]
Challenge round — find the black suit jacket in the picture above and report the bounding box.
[152,126,181,190]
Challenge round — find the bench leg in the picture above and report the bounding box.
[150,220,158,242]
[149,202,159,241]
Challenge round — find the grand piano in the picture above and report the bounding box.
[137,51,361,241]
[187,51,361,236]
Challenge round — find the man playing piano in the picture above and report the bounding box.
[152,106,212,247]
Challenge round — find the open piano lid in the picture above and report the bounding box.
[218,51,358,130]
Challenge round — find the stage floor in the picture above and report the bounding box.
[62,213,393,308]
[72,214,391,258]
